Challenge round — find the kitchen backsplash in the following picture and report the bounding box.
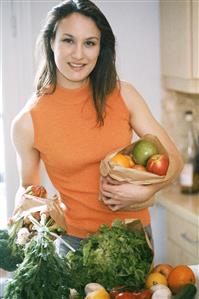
[161,90,199,153]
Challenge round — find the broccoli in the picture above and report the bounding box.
[0,222,24,272]
[0,238,23,272]
[0,229,9,239]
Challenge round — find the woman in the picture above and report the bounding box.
[11,0,183,252]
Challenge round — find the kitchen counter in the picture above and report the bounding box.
[155,184,199,226]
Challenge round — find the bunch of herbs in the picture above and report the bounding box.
[67,219,153,295]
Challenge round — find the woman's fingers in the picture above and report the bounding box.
[101,195,120,205]
[100,175,123,186]
[108,203,123,211]
[106,176,122,185]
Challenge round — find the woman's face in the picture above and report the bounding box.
[51,13,101,89]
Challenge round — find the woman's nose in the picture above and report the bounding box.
[71,43,84,59]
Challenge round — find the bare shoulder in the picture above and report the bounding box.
[120,80,138,94]
[11,108,34,149]
[119,80,146,115]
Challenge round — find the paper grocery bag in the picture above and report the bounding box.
[100,134,176,185]
[100,134,176,211]
[12,194,67,230]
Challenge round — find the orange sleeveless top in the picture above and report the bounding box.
[30,83,150,237]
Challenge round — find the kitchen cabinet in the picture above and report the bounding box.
[156,185,199,265]
[160,0,199,93]
[166,209,198,265]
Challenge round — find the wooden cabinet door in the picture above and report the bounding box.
[160,0,192,79]
[160,0,199,93]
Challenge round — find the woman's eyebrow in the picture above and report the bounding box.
[62,33,99,40]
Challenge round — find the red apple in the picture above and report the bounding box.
[152,263,174,279]
[146,154,169,176]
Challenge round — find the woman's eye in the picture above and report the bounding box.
[62,38,73,44]
[85,40,96,47]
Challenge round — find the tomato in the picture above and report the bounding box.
[115,292,135,299]
[115,290,152,299]
[146,154,169,176]
[109,289,120,299]
[134,289,152,299]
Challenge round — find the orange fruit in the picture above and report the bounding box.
[146,272,168,288]
[111,153,133,168]
[124,155,135,167]
[168,265,196,294]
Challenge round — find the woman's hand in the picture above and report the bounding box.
[100,176,155,211]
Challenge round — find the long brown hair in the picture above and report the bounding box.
[35,0,118,124]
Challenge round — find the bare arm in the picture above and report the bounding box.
[11,110,41,206]
[100,81,183,210]
[121,81,183,186]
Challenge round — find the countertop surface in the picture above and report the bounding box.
[155,184,199,226]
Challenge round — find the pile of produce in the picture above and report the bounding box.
[67,219,153,296]
[111,138,169,176]
[0,184,197,299]
[144,263,197,299]
[82,263,197,299]
[0,185,65,272]
[3,214,71,299]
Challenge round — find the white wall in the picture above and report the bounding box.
[96,0,161,118]
[2,0,161,215]
[2,1,34,218]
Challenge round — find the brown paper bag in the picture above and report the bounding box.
[100,134,175,185]
[12,194,67,230]
[100,134,176,210]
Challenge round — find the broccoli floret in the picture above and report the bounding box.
[0,228,24,272]
[0,238,23,272]
[0,229,9,239]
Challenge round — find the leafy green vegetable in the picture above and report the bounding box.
[0,229,9,239]
[67,219,153,295]
[4,229,71,299]
[0,220,24,272]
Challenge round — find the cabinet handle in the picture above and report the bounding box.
[181,233,198,244]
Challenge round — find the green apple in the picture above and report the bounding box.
[131,140,158,166]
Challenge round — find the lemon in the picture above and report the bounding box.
[146,272,168,289]
[86,288,110,299]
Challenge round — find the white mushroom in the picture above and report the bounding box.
[150,284,171,293]
[151,288,172,299]
[16,227,30,245]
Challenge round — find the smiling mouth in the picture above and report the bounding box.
[68,62,86,70]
